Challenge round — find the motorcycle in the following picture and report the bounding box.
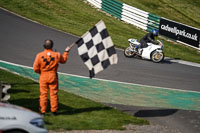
[124,38,165,63]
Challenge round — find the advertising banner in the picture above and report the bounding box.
[159,18,200,49]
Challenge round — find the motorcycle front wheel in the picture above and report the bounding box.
[151,51,164,63]
[124,47,135,57]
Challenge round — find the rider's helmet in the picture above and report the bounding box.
[152,29,159,36]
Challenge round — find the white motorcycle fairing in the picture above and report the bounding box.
[141,43,162,60]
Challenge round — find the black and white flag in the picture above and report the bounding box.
[76,20,118,78]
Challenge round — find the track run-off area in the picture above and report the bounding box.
[0,60,200,111]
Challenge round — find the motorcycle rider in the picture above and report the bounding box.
[136,29,159,54]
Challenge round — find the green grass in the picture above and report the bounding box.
[0,0,199,63]
[0,68,148,130]
[119,0,200,29]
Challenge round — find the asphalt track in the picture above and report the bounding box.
[0,8,200,133]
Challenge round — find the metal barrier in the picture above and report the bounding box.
[87,0,160,31]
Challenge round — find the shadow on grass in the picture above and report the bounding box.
[7,82,38,94]
[11,82,38,86]
[10,98,112,115]
[9,89,30,94]
[58,103,112,115]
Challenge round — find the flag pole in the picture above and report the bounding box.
[69,42,76,49]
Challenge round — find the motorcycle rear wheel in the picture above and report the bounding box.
[151,51,164,63]
[124,47,135,57]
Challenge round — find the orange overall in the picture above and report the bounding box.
[33,49,68,113]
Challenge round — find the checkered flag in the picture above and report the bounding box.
[76,20,118,78]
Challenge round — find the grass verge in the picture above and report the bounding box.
[119,0,200,28]
[0,68,149,130]
[0,0,199,63]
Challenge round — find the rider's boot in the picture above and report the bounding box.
[135,45,139,53]
[138,49,143,55]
